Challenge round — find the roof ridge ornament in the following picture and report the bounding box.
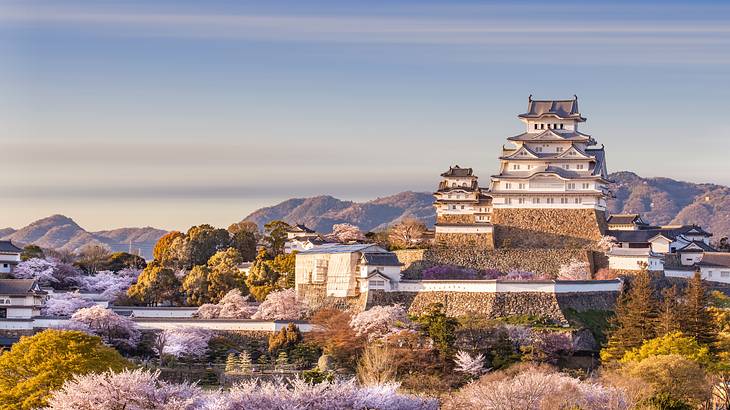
[528,94,533,102]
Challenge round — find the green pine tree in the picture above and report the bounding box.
[656,285,682,337]
[225,353,237,373]
[276,351,289,368]
[601,268,658,362]
[238,351,252,373]
[681,271,716,346]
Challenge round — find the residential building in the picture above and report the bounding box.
[606,248,664,271]
[0,279,46,319]
[0,240,22,275]
[285,224,322,254]
[606,214,650,231]
[294,243,400,298]
[665,252,730,284]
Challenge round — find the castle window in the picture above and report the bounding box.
[461,205,465,209]
[582,183,590,189]
[560,197,568,204]
[512,164,520,170]
[569,151,576,156]
[534,146,542,153]
[567,183,576,189]
[547,197,555,204]
[505,183,512,189]
[533,197,540,204]
[575,197,582,204]
[563,164,570,169]
[518,197,525,204]
[540,124,545,129]
[560,124,564,129]
[534,124,539,130]
[518,183,526,189]
[556,147,564,152]
[577,164,584,170]
[506,198,512,204]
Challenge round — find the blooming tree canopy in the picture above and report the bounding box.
[328,223,365,243]
[252,288,308,321]
[194,289,257,319]
[47,369,205,410]
[155,327,213,358]
[73,269,140,301]
[596,235,617,252]
[13,258,58,285]
[349,304,411,340]
[502,270,548,281]
[42,292,94,317]
[454,350,486,377]
[70,306,141,350]
[557,260,591,281]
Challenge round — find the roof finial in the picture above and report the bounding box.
[573,94,578,100]
[528,94,533,102]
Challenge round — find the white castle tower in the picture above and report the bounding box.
[489,95,609,210]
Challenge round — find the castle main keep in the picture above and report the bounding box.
[434,96,609,249]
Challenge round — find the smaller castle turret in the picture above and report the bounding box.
[433,165,494,249]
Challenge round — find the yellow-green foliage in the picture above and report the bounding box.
[622,354,710,407]
[621,331,712,366]
[0,330,129,410]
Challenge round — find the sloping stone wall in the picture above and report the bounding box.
[364,290,617,323]
[492,208,607,248]
[395,248,597,278]
[434,233,494,250]
[437,214,475,224]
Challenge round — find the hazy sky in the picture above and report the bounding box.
[2,0,729,231]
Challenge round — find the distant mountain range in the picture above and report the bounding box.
[244,173,730,240]
[243,191,436,233]
[4,173,728,259]
[0,215,166,260]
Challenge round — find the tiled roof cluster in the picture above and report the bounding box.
[0,241,22,253]
[518,96,585,121]
[0,279,46,296]
[441,165,474,178]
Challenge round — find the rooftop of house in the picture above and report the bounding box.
[609,224,712,243]
[441,165,474,178]
[518,95,586,122]
[360,252,403,267]
[607,214,648,225]
[698,252,730,268]
[677,241,717,253]
[507,129,592,142]
[0,240,22,253]
[0,279,46,296]
[607,247,659,257]
[288,224,316,234]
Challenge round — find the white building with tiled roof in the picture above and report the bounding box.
[0,241,22,275]
[489,96,610,210]
[433,165,494,240]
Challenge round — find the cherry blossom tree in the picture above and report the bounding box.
[596,235,617,252]
[387,218,427,249]
[46,368,205,410]
[558,259,591,281]
[252,288,308,320]
[13,258,82,288]
[454,350,487,377]
[70,306,141,350]
[194,289,257,319]
[506,326,574,364]
[421,265,480,280]
[327,223,365,243]
[73,269,140,301]
[154,328,213,361]
[349,304,411,340]
[42,292,94,317]
[443,365,630,410]
[205,377,438,410]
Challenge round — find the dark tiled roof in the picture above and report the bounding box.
[698,253,730,268]
[609,229,675,243]
[289,224,315,233]
[607,214,643,225]
[0,279,46,295]
[360,252,403,266]
[441,165,474,178]
[677,241,717,252]
[518,96,586,121]
[0,241,22,253]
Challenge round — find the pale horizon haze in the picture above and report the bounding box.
[2,0,730,231]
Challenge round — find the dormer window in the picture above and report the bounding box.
[576,164,584,170]
[540,124,545,130]
[560,124,564,129]
[534,124,539,130]
[556,147,564,152]
[512,164,520,170]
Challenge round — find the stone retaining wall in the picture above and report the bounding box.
[434,233,494,250]
[492,208,607,248]
[395,248,598,278]
[365,290,617,323]
[437,214,475,224]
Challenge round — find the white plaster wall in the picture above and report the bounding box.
[395,280,621,293]
[111,307,199,318]
[434,225,493,234]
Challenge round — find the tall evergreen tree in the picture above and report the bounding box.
[656,285,682,336]
[225,353,237,372]
[601,269,658,362]
[682,271,716,346]
[238,351,252,373]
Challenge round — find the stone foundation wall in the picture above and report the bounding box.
[395,248,597,278]
[364,290,618,323]
[437,214,475,224]
[434,233,494,250]
[492,208,607,248]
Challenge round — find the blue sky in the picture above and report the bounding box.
[2,0,729,231]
